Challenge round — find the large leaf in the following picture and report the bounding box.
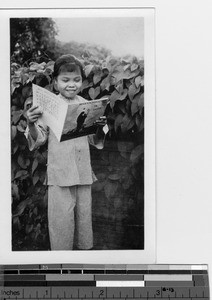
[135,114,144,131]
[33,170,46,185]
[130,145,144,163]
[36,152,47,165]
[125,99,132,114]
[45,61,54,73]
[12,144,19,155]
[132,92,144,115]
[12,183,20,201]
[33,172,40,185]
[100,75,110,91]
[104,180,119,199]
[13,215,21,227]
[138,60,145,72]
[32,158,39,174]
[121,58,132,64]
[21,73,29,85]
[121,172,134,190]
[131,94,141,116]
[110,89,128,109]
[135,75,144,88]
[13,198,33,217]
[138,93,144,114]
[123,64,130,71]
[131,63,138,72]
[14,170,28,180]
[92,181,106,192]
[131,103,139,116]
[117,102,126,114]
[11,77,21,93]
[139,119,144,132]
[18,154,30,169]
[93,72,102,85]
[108,173,120,181]
[112,65,140,83]
[88,86,100,99]
[11,62,20,69]
[25,224,34,234]
[11,126,17,140]
[121,114,135,132]
[29,62,39,71]
[22,85,32,98]
[117,141,134,159]
[81,79,93,91]
[128,83,140,101]
[106,56,118,66]
[27,72,36,83]
[114,114,123,132]
[12,110,23,125]
[84,64,94,77]
[29,62,46,71]
[101,61,110,73]
[115,82,124,94]
[13,216,22,230]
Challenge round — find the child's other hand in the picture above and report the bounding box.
[95,116,108,138]
[95,116,107,127]
[26,105,43,125]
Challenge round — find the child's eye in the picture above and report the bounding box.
[74,78,81,82]
[62,79,69,82]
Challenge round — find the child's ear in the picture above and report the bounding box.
[53,78,58,91]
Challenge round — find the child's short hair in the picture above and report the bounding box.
[53,54,85,79]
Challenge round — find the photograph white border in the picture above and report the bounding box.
[0,7,155,264]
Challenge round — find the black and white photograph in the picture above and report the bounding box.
[1,0,212,286]
[0,7,155,263]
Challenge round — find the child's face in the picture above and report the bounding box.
[55,70,82,100]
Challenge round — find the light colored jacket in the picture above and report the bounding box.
[25,95,103,186]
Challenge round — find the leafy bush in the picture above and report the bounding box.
[11,53,144,250]
[54,40,112,61]
[10,18,58,64]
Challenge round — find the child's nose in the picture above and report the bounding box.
[68,81,75,87]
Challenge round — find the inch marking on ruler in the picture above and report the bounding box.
[0,264,210,300]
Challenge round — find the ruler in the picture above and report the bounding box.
[0,264,210,299]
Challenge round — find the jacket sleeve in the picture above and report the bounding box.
[88,124,109,149]
[24,121,48,151]
[88,134,104,149]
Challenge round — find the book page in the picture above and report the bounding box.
[61,98,109,141]
[32,84,68,140]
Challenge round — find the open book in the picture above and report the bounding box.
[32,84,109,142]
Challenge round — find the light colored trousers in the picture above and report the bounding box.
[48,185,93,250]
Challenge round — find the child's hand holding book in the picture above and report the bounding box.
[95,116,108,139]
[26,105,43,125]
[94,116,107,127]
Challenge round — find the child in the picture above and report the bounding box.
[25,54,106,250]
